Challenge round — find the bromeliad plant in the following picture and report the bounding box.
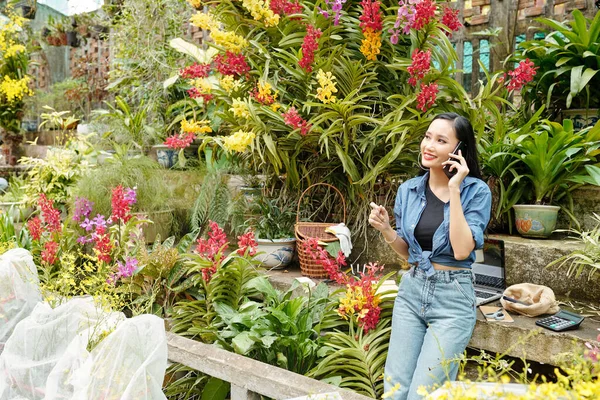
[171,221,261,343]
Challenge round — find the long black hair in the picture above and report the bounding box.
[421,112,482,179]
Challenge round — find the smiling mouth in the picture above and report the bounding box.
[423,153,436,160]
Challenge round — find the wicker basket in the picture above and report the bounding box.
[295,183,346,278]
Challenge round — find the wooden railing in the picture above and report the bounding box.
[167,332,374,400]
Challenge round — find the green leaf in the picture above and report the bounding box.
[169,38,217,63]
[201,377,230,400]
[232,331,255,355]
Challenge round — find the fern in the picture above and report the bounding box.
[190,171,231,232]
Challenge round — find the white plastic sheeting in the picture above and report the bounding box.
[70,314,168,400]
[0,297,125,400]
[0,249,41,351]
[0,247,168,400]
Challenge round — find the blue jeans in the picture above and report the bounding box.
[384,267,477,400]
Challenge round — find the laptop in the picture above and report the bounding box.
[472,239,506,306]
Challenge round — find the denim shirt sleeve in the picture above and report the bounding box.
[463,184,492,249]
[393,185,405,241]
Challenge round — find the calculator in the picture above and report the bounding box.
[535,310,585,332]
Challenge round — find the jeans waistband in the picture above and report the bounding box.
[410,265,473,283]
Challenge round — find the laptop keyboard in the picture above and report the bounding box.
[474,274,504,289]
[475,290,497,299]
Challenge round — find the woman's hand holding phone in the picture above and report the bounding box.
[442,146,470,189]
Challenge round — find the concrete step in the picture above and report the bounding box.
[489,234,600,302]
[22,144,51,159]
[557,184,600,231]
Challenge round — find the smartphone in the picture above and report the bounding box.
[442,141,466,179]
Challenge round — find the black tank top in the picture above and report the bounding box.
[414,184,445,251]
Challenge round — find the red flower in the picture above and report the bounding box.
[27,217,43,241]
[416,82,439,112]
[41,241,58,265]
[214,51,251,78]
[282,107,311,136]
[270,0,303,16]
[180,63,211,79]
[507,59,538,92]
[164,132,196,149]
[441,6,462,37]
[407,49,431,87]
[111,185,136,223]
[94,232,113,263]
[187,87,214,103]
[196,220,229,261]
[237,231,258,256]
[359,0,383,32]
[298,25,322,73]
[411,0,436,31]
[39,194,61,233]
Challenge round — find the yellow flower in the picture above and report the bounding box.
[316,69,337,104]
[360,28,382,61]
[230,98,251,119]
[4,44,25,58]
[210,30,248,53]
[241,0,280,27]
[190,11,218,30]
[192,78,212,94]
[416,386,429,397]
[0,75,33,103]
[222,129,256,153]
[219,75,242,94]
[186,0,202,8]
[270,103,281,112]
[181,119,212,134]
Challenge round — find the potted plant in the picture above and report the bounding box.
[72,155,175,243]
[0,177,34,222]
[511,119,600,238]
[246,195,296,269]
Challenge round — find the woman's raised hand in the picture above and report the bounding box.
[369,202,391,232]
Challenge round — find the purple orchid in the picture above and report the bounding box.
[73,197,94,222]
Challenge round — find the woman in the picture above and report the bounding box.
[369,112,491,400]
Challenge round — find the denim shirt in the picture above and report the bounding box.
[393,172,492,277]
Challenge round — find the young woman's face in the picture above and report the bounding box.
[420,118,460,170]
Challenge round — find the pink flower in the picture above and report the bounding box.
[407,49,431,87]
[117,257,138,278]
[441,6,462,37]
[237,231,258,256]
[73,197,94,222]
[507,59,538,92]
[164,132,196,150]
[299,25,322,73]
[282,107,311,136]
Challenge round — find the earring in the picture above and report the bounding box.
[417,153,429,171]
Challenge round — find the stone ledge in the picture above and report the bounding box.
[489,234,600,302]
[263,268,600,366]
